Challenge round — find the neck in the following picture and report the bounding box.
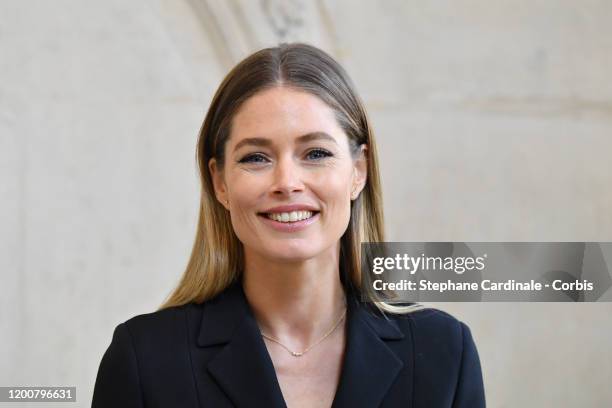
[242,244,347,349]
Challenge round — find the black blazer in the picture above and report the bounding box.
[92,282,485,407]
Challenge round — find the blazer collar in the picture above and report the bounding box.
[197,281,408,408]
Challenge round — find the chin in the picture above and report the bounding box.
[263,244,322,263]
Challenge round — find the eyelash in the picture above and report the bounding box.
[238,149,333,164]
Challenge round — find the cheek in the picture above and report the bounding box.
[321,163,352,192]
[226,172,263,203]
[225,175,263,229]
[229,183,261,243]
[314,171,353,215]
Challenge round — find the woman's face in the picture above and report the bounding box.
[209,86,367,264]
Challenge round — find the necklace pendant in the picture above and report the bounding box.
[291,351,303,357]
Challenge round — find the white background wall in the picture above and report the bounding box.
[2,1,611,406]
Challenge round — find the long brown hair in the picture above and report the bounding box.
[160,43,417,314]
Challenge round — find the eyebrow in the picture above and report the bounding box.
[232,132,338,152]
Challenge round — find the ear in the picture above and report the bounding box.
[208,158,229,210]
[351,144,368,200]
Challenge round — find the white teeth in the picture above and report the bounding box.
[266,211,314,223]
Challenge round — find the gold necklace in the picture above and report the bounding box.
[260,306,347,357]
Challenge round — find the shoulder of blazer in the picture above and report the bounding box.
[94,304,206,408]
[118,303,204,358]
[395,308,485,407]
[122,304,184,335]
[389,307,472,362]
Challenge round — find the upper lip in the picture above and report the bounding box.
[260,204,320,214]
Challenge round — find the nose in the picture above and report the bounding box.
[271,155,305,196]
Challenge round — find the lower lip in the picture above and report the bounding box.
[259,212,320,232]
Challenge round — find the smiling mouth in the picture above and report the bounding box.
[258,210,320,223]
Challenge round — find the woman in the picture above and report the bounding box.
[92,43,485,408]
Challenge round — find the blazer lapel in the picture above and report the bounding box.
[331,291,408,408]
[197,282,409,408]
[198,282,286,408]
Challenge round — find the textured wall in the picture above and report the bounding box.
[1,0,611,406]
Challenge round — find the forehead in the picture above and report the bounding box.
[229,87,345,145]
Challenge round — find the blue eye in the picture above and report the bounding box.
[306,149,333,160]
[238,149,333,164]
[238,153,269,164]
